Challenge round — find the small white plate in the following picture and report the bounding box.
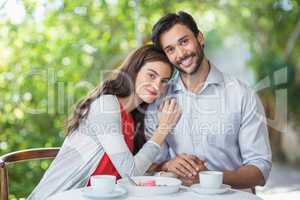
[81,185,127,199]
[190,184,231,195]
[117,176,182,196]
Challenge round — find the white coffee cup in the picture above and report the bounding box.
[199,171,223,189]
[90,175,116,193]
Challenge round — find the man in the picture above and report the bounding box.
[145,11,272,190]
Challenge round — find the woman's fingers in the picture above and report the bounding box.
[167,160,189,178]
[157,97,182,132]
[179,154,200,174]
[177,159,197,177]
[166,156,196,178]
[168,98,177,111]
[172,167,187,178]
[158,101,164,112]
[174,155,197,176]
[161,98,176,112]
[162,99,169,112]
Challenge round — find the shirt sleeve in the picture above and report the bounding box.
[86,95,161,177]
[238,87,272,182]
[144,101,170,164]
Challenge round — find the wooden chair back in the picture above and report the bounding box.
[0,148,60,200]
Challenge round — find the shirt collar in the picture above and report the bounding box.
[171,64,224,92]
[206,64,224,85]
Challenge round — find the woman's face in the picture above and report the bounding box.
[135,61,172,103]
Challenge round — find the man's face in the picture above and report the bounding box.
[159,23,204,75]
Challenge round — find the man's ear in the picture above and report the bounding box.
[197,32,205,47]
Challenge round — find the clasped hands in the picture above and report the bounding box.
[161,153,207,186]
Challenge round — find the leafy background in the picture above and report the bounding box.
[0,0,299,199]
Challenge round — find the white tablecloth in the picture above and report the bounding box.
[47,187,263,200]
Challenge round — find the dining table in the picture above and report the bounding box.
[47,186,263,200]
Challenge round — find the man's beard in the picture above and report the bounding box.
[175,42,204,75]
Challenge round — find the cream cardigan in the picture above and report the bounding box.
[27,95,161,200]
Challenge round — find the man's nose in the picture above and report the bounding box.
[176,46,186,60]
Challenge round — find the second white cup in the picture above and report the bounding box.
[199,171,223,189]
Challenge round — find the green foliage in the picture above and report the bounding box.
[0,0,299,199]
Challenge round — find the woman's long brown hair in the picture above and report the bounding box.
[65,44,172,154]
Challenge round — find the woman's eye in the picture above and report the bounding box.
[149,74,155,79]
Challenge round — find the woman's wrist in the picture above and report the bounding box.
[157,124,172,135]
[150,126,170,145]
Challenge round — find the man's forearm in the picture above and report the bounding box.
[149,163,265,189]
[223,165,265,189]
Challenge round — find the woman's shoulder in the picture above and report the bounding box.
[89,94,121,117]
[91,94,119,109]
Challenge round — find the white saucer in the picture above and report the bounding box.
[190,184,231,195]
[82,185,127,199]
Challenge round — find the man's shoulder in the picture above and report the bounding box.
[221,72,255,97]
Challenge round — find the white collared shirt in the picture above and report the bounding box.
[145,65,272,182]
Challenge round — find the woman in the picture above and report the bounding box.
[27,44,182,199]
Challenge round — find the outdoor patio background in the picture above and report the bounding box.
[0,0,299,199]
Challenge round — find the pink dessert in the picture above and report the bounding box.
[138,180,156,186]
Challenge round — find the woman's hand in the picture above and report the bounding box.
[157,98,182,133]
[150,98,182,146]
[161,154,207,178]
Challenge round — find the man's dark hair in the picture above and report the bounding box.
[151,11,200,50]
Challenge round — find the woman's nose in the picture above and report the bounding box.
[152,79,161,91]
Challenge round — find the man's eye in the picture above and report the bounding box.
[181,39,188,45]
[166,48,174,54]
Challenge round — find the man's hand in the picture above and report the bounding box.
[162,154,206,178]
